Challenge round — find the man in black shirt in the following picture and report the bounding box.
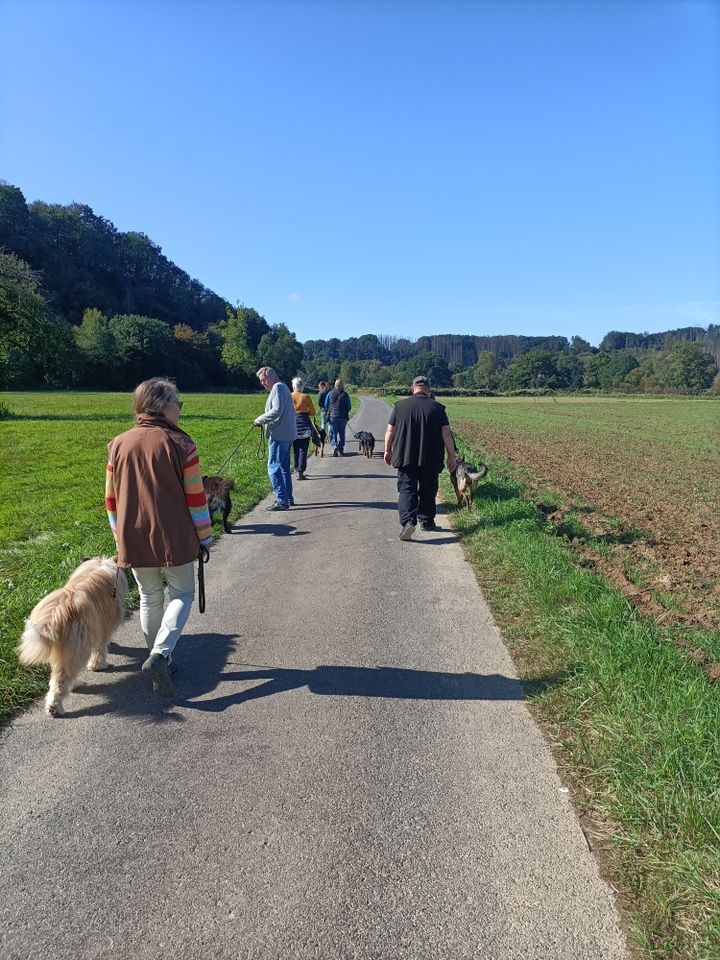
[384,375,457,540]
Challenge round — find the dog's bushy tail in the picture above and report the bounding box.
[467,464,488,481]
[17,593,77,665]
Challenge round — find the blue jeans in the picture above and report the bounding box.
[268,440,293,506]
[331,418,347,452]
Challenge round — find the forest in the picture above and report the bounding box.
[1,182,718,395]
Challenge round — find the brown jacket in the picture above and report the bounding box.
[107,415,203,568]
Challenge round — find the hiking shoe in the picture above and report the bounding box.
[266,502,289,511]
[399,523,416,541]
[421,521,438,532]
[142,653,176,697]
[297,473,305,480]
[333,448,339,457]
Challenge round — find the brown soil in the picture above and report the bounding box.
[456,419,720,680]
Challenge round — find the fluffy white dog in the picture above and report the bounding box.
[18,556,128,717]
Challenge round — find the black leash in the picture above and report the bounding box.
[199,421,269,614]
[211,424,257,476]
[197,546,210,613]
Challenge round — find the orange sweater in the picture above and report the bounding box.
[292,391,316,415]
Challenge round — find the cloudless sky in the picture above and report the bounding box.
[1,0,718,345]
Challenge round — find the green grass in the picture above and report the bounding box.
[0,391,272,720]
[441,435,720,960]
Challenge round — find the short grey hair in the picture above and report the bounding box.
[256,366,277,380]
[292,377,304,392]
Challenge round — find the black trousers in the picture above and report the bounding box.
[293,437,311,473]
[396,466,439,527]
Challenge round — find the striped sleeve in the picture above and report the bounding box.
[183,443,213,547]
[105,463,117,541]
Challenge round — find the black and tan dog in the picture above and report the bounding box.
[352,429,376,458]
[357,430,375,458]
[450,456,488,510]
[312,422,327,457]
[202,476,235,532]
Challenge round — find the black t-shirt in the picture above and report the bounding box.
[388,393,449,472]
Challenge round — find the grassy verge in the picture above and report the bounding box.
[444,437,720,960]
[0,391,272,722]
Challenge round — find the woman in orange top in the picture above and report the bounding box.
[291,376,317,480]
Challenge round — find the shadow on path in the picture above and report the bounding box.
[182,657,529,713]
[64,633,240,721]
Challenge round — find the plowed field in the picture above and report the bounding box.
[442,396,719,645]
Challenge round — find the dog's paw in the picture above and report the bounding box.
[45,697,64,717]
[88,654,107,671]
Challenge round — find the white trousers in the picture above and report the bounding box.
[131,562,195,659]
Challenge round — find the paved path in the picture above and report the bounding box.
[1,397,628,959]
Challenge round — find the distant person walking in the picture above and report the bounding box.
[105,377,213,697]
[325,378,352,457]
[317,381,331,430]
[254,367,297,511]
[291,376,316,480]
[384,375,457,540]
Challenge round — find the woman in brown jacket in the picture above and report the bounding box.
[105,378,212,697]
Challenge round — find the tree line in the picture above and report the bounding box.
[1,181,718,395]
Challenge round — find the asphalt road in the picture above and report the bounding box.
[1,397,628,960]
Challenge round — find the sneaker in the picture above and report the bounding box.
[399,523,416,541]
[266,502,289,511]
[333,449,339,457]
[420,521,438,532]
[142,653,176,697]
[297,473,305,480]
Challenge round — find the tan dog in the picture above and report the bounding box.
[450,457,488,510]
[18,557,128,717]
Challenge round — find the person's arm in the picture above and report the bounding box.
[254,384,281,426]
[345,394,351,417]
[183,444,213,548]
[104,462,117,542]
[384,423,395,466]
[441,425,457,471]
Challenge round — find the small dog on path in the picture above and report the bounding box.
[17,557,128,717]
[203,475,235,533]
[312,423,327,457]
[356,431,375,459]
[450,457,488,510]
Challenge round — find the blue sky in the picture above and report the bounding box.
[1,0,718,346]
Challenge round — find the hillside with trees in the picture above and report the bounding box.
[1,181,718,395]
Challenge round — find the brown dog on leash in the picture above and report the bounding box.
[203,476,235,532]
[450,457,488,510]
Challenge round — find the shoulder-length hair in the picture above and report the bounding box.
[132,378,179,419]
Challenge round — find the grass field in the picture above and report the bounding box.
[0,391,272,720]
[433,395,720,960]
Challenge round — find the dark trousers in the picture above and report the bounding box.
[396,466,439,527]
[293,437,311,474]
